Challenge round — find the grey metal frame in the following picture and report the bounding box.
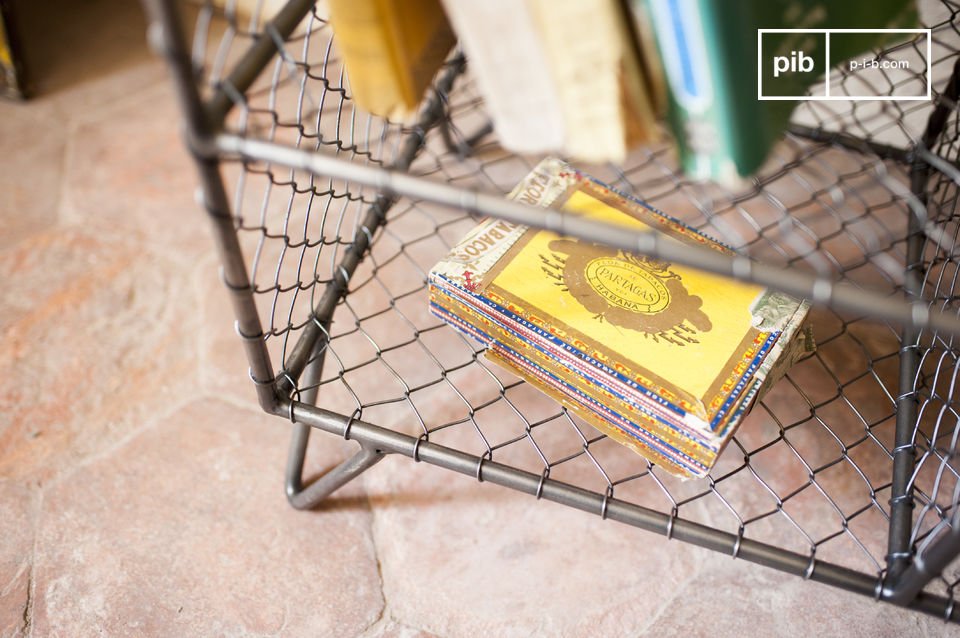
[143,0,960,623]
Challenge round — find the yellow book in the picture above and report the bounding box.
[328,0,455,119]
[428,158,814,478]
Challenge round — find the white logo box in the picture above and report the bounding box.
[757,28,932,102]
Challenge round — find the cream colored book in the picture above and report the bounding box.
[527,0,659,163]
[441,0,564,154]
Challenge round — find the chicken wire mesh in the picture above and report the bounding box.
[151,0,960,619]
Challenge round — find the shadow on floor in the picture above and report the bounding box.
[12,0,151,98]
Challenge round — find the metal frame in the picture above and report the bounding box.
[143,0,960,623]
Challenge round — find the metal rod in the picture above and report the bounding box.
[284,397,960,622]
[919,57,960,155]
[787,123,912,164]
[285,420,314,501]
[205,0,318,127]
[284,316,330,506]
[439,115,494,159]
[275,191,393,396]
[886,525,960,606]
[212,134,960,340]
[884,55,960,601]
[143,0,279,412]
[275,57,467,391]
[287,444,385,510]
[284,315,387,511]
[885,162,925,589]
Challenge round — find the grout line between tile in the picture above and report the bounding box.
[352,461,453,638]
[632,545,712,636]
[40,392,199,493]
[24,486,43,638]
[355,471,389,638]
[199,392,279,419]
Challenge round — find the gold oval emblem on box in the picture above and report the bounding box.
[585,258,670,314]
[541,239,712,345]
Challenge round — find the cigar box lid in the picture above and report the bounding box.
[429,158,810,426]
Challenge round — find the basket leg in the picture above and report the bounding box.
[286,435,385,510]
[284,322,386,509]
[885,525,960,606]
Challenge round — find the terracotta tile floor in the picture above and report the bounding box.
[0,2,958,636]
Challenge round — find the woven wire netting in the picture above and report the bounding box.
[190,0,960,600]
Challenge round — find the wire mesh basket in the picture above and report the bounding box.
[144,0,960,621]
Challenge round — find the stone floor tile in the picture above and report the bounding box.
[0,480,37,638]
[0,229,198,482]
[364,435,704,638]
[15,0,154,102]
[58,79,208,258]
[358,618,440,638]
[642,555,952,638]
[0,100,65,250]
[48,60,170,131]
[30,398,384,636]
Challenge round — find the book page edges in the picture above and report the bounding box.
[440,0,564,152]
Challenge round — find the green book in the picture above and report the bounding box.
[640,0,917,186]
